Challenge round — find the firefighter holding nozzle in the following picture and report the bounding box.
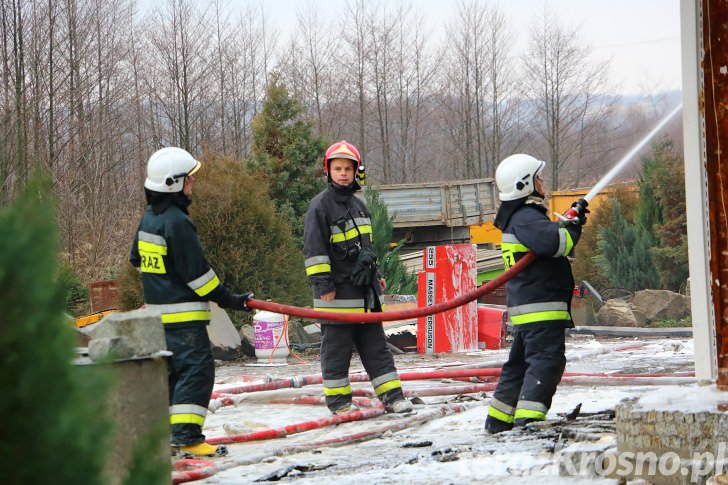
[485,154,588,434]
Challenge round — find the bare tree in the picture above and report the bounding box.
[522,10,612,191]
[211,0,232,153]
[279,3,342,137]
[481,5,522,176]
[0,0,30,201]
[341,0,371,155]
[442,1,522,181]
[145,0,213,151]
[0,0,679,285]
[222,3,276,158]
[367,2,397,183]
[389,4,438,183]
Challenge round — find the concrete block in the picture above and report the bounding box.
[616,387,728,484]
[89,337,134,361]
[88,310,166,361]
[79,357,169,485]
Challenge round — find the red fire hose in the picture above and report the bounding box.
[245,252,536,322]
[172,402,475,484]
[173,460,216,483]
[207,405,386,445]
[266,396,378,407]
[211,368,695,399]
[210,368,504,399]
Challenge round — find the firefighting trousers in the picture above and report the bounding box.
[320,322,404,412]
[165,324,215,446]
[486,326,566,428]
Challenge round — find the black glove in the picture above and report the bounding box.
[220,292,254,312]
[351,247,378,287]
[570,198,590,226]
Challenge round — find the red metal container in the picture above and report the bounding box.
[477,304,507,350]
[417,244,478,354]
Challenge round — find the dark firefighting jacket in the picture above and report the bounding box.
[130,195,232,327]
[496,200,581,331]
[303,183,384,314]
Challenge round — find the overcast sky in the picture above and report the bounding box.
[253,0,682,97]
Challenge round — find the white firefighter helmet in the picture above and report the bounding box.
[144,147,202,193]
[495,154,546,201]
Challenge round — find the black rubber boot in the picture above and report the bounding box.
[514,417,541,428]
[484,416,514,434]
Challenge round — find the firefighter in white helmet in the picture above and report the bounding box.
[130,147,254,457]
[303,140,413,415]
[485,154,588,433]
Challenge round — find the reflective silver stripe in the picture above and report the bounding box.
[371,372,399,389]
[490,398,516,415]
[352,217,370,227]
[146,302,211,313]
[330,217,371,234]
[378,294,385,305]
[169,404,208,417]
[323,377,350,388]
[313,298,366,309]
[138,231,167,246]
[501,233,521,244]
[187,268,218,291]
[554,229,566,257]
[516,400,548,413]
[305,255,331,267]
[508,301,567,316]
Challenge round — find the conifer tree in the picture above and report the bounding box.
[648,138,689,291]
[247,74,327,244]
[634,154,663,245]
[1,176,171,484]
[0,176,112,484]
[594,199,660,291]
[364,188,418,295]
[571,187,638,291]
[192,155,311,320]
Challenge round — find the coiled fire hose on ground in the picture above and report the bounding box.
[246,252,536,322]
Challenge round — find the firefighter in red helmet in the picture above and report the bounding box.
[303,140,413,414]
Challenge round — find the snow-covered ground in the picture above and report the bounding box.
[188,335,696,484]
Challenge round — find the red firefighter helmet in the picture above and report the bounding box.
[323,140,361,177]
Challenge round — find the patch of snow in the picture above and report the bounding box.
[632,385,728,413]
[191,336,697,484]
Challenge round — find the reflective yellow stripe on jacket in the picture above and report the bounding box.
[187,268,220,297]
[305,255,331,276]
[313,295,386,313]
[145,302,211,325]
[138,231,168,274]
[330,217,372,243]
[508,302,570,325]
[500,233,529,269]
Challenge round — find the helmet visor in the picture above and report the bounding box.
[187,160,202,177]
